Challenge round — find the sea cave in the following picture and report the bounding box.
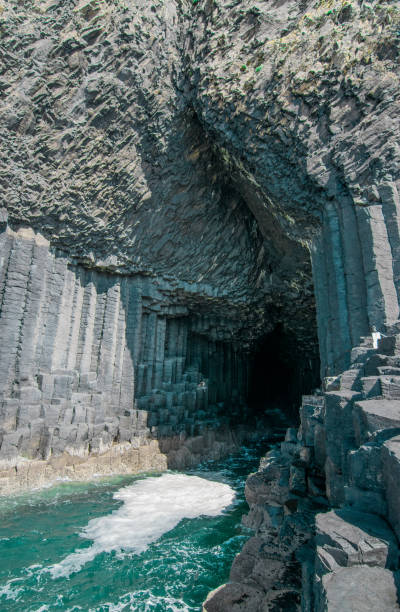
[1,0,400,610]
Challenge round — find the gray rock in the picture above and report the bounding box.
[315,509,398,572]
[382,435,400,541]
[1,1,400,609]
[353,400,400,446]
[317,566,400,612]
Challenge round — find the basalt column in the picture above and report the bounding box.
[312,187,400,379]
[0,221,253,491]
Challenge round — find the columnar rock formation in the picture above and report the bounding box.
[204,333,400,611]
[1,0,400,608]
[188,0,400,377]
[0,217,254,490]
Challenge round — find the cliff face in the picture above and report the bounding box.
[0,220,256,490]
[204,337,400,611]
[190,0,400,375]
[1,0,400,605]
[0,0,261,488]
[1,0,269,308]
[2,0,400,373]
[0,0,321,489]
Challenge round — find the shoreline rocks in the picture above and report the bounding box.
[205,335,400,610]
[0,423,248,496]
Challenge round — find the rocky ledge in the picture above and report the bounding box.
[204,332,400,611]
[0,424,245,496]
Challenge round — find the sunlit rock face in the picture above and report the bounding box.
[0,222,256,491]
[1,0,400,566]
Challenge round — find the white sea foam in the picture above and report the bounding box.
[91,590,190,612]
[0,579,23,601]
[48,473,235,578]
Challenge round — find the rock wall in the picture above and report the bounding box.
[1,0,399,372]
[0,219,252,491]
[1,0,400,606]
[312,189,400,377]
[188,0,400,376]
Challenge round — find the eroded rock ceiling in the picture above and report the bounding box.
[1,0,399,366]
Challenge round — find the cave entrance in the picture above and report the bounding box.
[247,324,320,425]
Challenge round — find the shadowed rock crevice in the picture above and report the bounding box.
[247,325,320,423]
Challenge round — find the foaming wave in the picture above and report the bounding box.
[92,590,191,612]
[0,579,23,601]
[48,473,235,578]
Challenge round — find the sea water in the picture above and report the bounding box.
[0,441,269,612]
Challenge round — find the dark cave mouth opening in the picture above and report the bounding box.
[180,108,321,428]
[246,324,321,426]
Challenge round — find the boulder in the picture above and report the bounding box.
[383,435,400,540]
[353,400,400,445]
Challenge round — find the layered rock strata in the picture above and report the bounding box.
[204,333,400,611]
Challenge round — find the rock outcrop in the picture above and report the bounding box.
[2,0,400,372]
[205,333,400,610]
[189,0,400,377]
[1,0,400,607]
[0,217,253,491]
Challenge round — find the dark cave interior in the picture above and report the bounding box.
[247,324,320,424]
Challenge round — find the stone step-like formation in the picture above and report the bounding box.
[0,223,250,491]
[205,333,400,611]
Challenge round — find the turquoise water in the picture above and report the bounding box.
[0,441,269,612]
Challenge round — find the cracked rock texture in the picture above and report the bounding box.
[1,0,400,607]
[0,221,251,491]
[1,0,400,376]
[205,334,400,611]
[189,0,400,376]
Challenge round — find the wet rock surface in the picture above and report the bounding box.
[1,1,400,609]
[206,335,400,610]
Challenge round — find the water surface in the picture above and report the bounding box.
[0,440,269,611]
